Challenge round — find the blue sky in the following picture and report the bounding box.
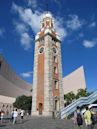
[0,0,97,92]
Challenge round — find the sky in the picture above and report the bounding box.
[0,0,97,92]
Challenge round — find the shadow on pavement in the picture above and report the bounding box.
[0,125,6,127]
[15,119,29,125]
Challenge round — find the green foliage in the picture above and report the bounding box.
[14,95,32,110]
[64,89,93,105]
[64,91,75,104]
[76,89,89,99]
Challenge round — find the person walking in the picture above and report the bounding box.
[90,108,97,129]
[84,106,92,129]
[10,109,14,121]
[13,109,18,124]
[74,106,83,129]
[0,111,4,123]
[20,110,24,119]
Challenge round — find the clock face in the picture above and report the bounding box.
[39,47,44,54]
[53,47,57,54]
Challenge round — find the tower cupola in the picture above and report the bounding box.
[35,12,60,41]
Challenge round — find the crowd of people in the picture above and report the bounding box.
[74,106,97,129]
[0,109,26,124]
[0,106,97,128]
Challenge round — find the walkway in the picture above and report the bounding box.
[0,117,97,129]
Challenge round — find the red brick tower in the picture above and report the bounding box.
[31,13,64,117]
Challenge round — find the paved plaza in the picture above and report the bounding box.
[0,117,97,129]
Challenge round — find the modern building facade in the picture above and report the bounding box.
[0,54,32,113]
[31,13,64,117]
[63,66,86,94]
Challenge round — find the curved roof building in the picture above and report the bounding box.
[0,54,32,98]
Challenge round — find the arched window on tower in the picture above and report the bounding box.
[54,56,57,63]
[54,80,58,89]
[46,21,50,27]
[54,66,58,74]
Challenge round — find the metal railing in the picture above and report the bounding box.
[61,91,97,119]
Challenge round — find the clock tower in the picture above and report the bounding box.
[31,13,64,117]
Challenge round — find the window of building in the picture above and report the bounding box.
[52,37,56,42]
[54,66,58,74]
[54,56,57,63]
[46,21,50,26]
[53,47,56,53]
[2,104,5,108]
[54,80,58,89]
[53,47,58,55]
[39,46,44,54]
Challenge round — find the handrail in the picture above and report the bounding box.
[61,91,97,119]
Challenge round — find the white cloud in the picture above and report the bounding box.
[14,22,32,50]
[20,71,33,78]
[12,3,42,33]
[89,22,96,28]
[0,28,5,37]
[66,15,84,30]
[83,39,97,48]
[15,23,28,34]
[12,3,67,41]
[20,33,32,50]
[27,0,37,9]
[55,17,67,40]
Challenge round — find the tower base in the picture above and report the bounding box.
[31,111,54,118]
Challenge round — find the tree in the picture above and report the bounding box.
[13,95,32,111]
[76,89,90,99]
[64,91,76,105]
[64,89,93,106]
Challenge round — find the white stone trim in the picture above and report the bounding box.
[31,41,39,115]
[57,42,64,109]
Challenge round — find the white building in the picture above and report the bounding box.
[63,66,86,94]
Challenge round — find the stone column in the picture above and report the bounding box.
[43,35,53,116]
[57,42,64,109]
[31,41,39,116]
